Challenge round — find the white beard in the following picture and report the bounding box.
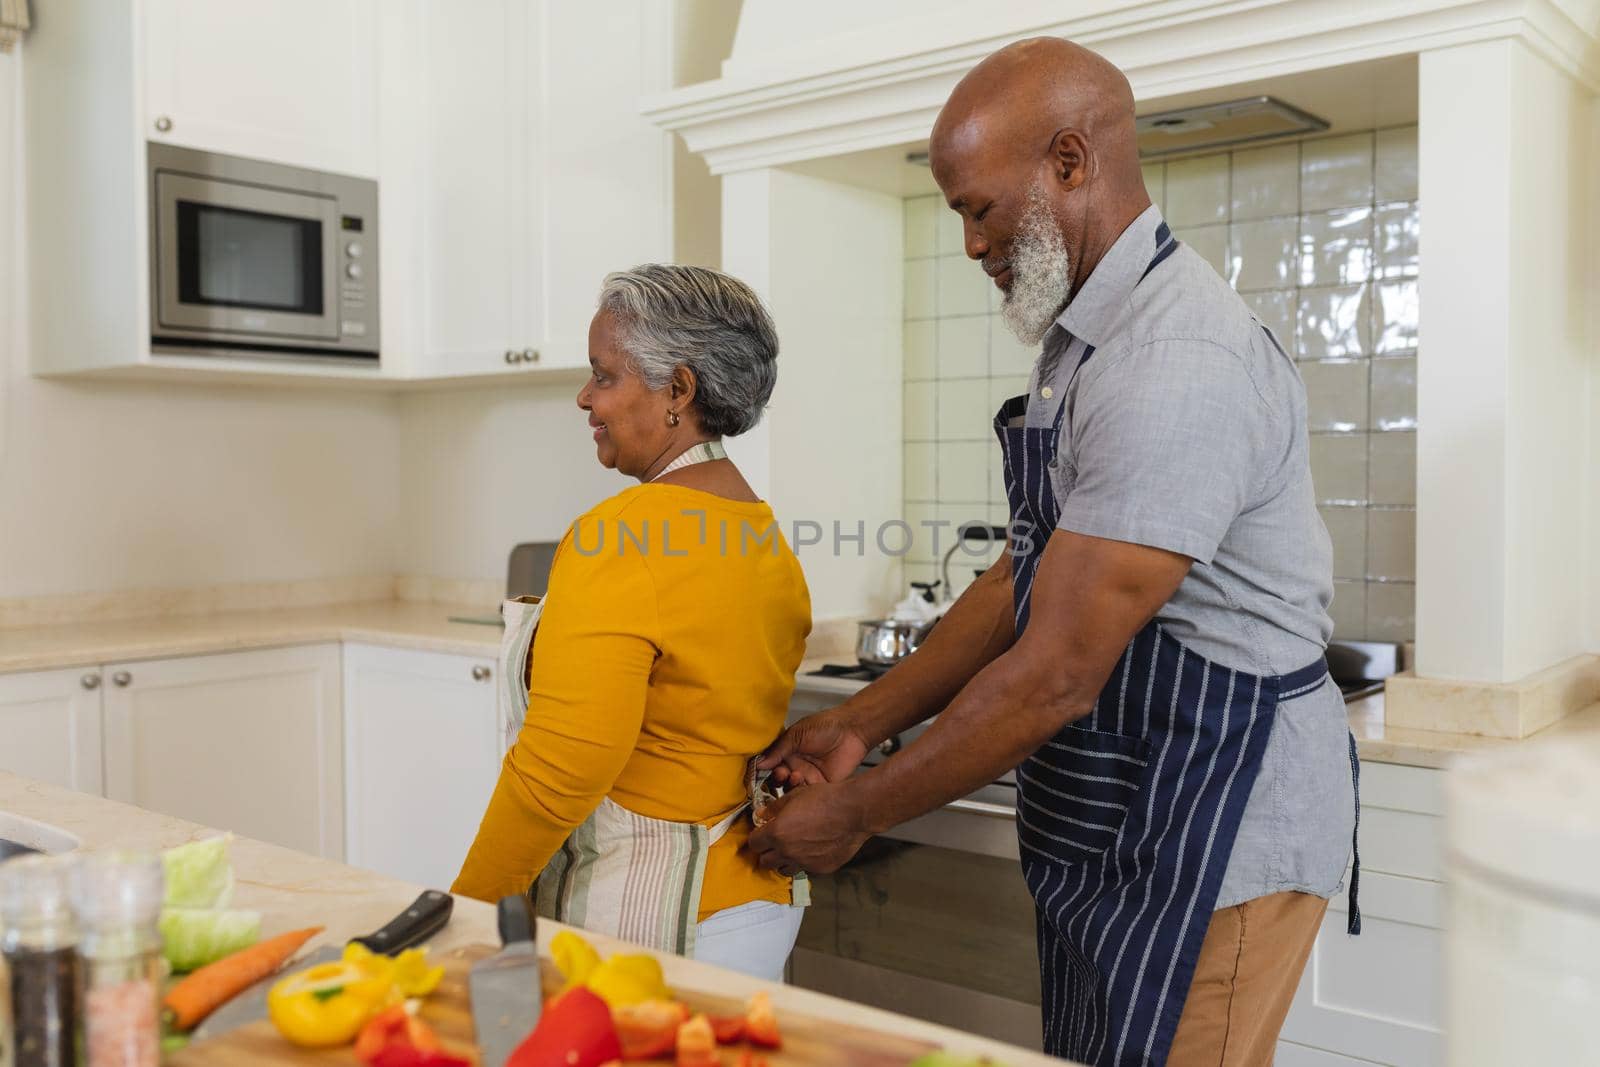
[999,184,1074,347]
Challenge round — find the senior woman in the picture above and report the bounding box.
[452,264,812,980]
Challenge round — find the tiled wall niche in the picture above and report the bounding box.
[902,126,1419,641]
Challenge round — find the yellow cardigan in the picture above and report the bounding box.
[452,483,811,921]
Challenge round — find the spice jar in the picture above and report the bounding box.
[69,852,164,1067]
[0,854,80,1067]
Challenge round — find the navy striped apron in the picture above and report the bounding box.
[995,227,1357,1066]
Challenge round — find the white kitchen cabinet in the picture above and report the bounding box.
[24,0,670,385]
[1278,762,1446,1066]
[101,645,345,859]
[537,1,674,369]
[376,0,539,380]
[0,667,105,795]
[378,0,673,378]
[341,644,501,890]
[143,0,379,177]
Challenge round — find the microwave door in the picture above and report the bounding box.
[153,171,340,342]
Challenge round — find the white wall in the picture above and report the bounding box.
[396,382,626,583]
[1592,95,1600,655]
[726,0,1010,79]
[0,49,405,599]
[671,0,740,269]
[722,167,904,622]
[394,0,743,588]
[1416,40,1596,681]
[1503,44,1593,676]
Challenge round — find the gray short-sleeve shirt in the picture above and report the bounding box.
[1021,206,1354,907]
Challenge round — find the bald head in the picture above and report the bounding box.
[928,38,1150,340]
[932,37,1140,190]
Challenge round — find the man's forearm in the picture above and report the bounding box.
[841,531,1195,836]
[841,558,1015,747]
[846,633,1101,834]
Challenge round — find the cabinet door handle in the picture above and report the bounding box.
[504,349,518,365]
[521,348,539,364]
[80,673,102,690]
[472,665,492,682]
[111,671,132,688]
[154,115,173,133]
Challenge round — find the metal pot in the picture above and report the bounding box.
[855,617,936,667]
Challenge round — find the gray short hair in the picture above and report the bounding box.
[597,264,779,437]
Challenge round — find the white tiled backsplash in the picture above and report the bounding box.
[902,126,1418,641]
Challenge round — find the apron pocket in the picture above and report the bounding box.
[1017,725,1151,863]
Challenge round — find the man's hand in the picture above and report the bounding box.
[746,778,871,875]
[755,706,871,788]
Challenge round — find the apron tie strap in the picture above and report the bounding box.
[1347,730,1362,935]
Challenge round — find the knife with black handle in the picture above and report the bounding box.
[188,889,454,1041]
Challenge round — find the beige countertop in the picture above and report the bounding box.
[1347,688,1600,769]
[798,658,1600,771]
[0,771,1058,1065]
[0,599,503,673]
[3,600,1594,771]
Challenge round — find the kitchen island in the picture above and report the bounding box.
[0,770,1062,1066]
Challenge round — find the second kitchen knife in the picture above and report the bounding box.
[468,895,543,1067]
[189,889,455,1041]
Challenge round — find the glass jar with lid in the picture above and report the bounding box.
[0,854,80,1067]
[68,852,164,1067]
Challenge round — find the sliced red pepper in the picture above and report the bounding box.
[613,1000,689,1060]
[708,1015,744,1045]
[368,1046,471,1067]
[356,1005,466,1067]
[356,1005,409,1061]
[743,993,780,1050]
[674,1014,719,1067]
[507,987,624,1067]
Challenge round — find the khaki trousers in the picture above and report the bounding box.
[1165,890,1329,1066]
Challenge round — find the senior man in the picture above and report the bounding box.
[751,37,1358,1067]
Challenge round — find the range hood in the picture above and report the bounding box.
[902,95,1330,168]
[1136,96,1328,159]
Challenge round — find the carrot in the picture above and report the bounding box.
[163,925,324,1031]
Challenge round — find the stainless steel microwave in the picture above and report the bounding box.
[147,143,379,361]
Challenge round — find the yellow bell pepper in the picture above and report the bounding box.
[585,954,669,1007]
[343,942,446,997]
[551,930,602,988]
[549,931,669,1007]
[266,961,395,1048]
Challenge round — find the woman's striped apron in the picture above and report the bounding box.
[498,593,802,958]
[995,226,1358,1066]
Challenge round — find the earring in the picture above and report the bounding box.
[666,410,680,427]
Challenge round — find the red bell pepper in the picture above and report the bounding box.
[743,994,781,1050]
[674,1014,719,1067]
[708,1015,744,1045]
[508,988,624,1067]
[354,1005,470,1067]
[613,999,689,1060]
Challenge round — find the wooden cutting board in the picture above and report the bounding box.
[170,944,940,1066]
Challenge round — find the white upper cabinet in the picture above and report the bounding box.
[143,0,380,178]
[377,0,540,379]
[23,0,672,385]
[379,0,673,379]
[537,1,674,369]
